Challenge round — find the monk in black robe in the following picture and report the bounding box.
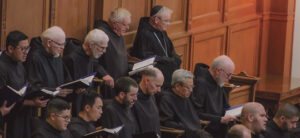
[130,6,181,89]
[190,56,237,138]
[0,31,48,138]
[263,103,299,138]
[101,77,139,138]
[69,91,103,138]
[63,29,109,116]
[159,69,202,133]
[94,8,131,99]
[132,67,163,135]
[25,26,73,118]
[31,98,73,138]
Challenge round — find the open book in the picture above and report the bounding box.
[59,72,96,89]
[0,83,28,107]
[129,56,156,76]
[83,125,124,137]
[225,104,244,117]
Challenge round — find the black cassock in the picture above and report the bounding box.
[0,52,32,138]
[31,119,73,138]
[252,133,265,138]
[190,66,230,138]
[130,17,181,89]
[25,45,72,118]
[63,46,104,116]
[263,120,291,138]
[159,90,202,131]
[132,88,160,135]
[101,100,138,138]
[94,20,129,99]
[68,116,96,138]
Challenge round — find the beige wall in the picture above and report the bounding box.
[292,0,300,78]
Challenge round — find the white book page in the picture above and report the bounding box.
[132,56,155,70]
[225,105,244,117]
[7,85,27,96]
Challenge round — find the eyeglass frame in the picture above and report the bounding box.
[55,113,71,121]
[156,16,171,23]
[50,39,66,48]
[219,68,232,78]
[15,46,31,52]
[92,43,107,51]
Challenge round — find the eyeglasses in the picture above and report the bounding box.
[16,46,30,52]
[157,16,170,23]
[50,40,66,48]
[182,85,194,91]
[92,43,107,51]
[220,68,232,78]
[55,114,71,121]
[116,22,130,28]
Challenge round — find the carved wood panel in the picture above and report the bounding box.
[1,0,49,49]
[227,19,260,76]
[190,27,227,72]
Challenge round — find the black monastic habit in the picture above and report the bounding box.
[0,52,32,138]
[101,99,138,138]
[63,46,103,116]
[68,116,96,138]
[132,88,160,135]
[25,44,71,118]
[190,66,230,138]
[263,120,291,138]
[94,20,129,99]
[31,119,73,138]
[159,90,202,131]
[130,17,181,89]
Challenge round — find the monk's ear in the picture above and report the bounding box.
[119,91,126,99]
[280,116,286,122]
[248,114,254,122]
[49,113,56,121]
[7,45,14,53]
[85,104,91,112]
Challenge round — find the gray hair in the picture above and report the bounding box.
[152,6,173,18]
[171,69,194,87]
[40,26,65,43]
[211,55,234,70]
[109,8,131,23]
[84,29,109,45]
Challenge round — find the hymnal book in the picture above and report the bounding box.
[59,72,96,89]
[129,56,156,76]
[225,104,244,117]
[83,125,124,138]
[0,83,28,107]
[40,88,60,99]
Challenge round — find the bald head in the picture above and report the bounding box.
[240,102,267,134]
[140,67,164,96]
[209,55,235,87]
[211,55,235,71]
[227,124,251,138]
[41,26,65,43]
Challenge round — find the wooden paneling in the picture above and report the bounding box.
[122,0,151,46]
[224,0,257,21]
[188,0,224,30]
[1,0,48,49]
[52,0,91,40]
[227,19,260,76]
[155,0,188,34]
[190,27,226,72]
[172,34,191,69]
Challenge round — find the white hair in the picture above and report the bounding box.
[109,8,131,23]
[211,55,235,70]
[153,6,173,18]
[40,26,65,43]
[171,69,194,87]
[84,29,109,45]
